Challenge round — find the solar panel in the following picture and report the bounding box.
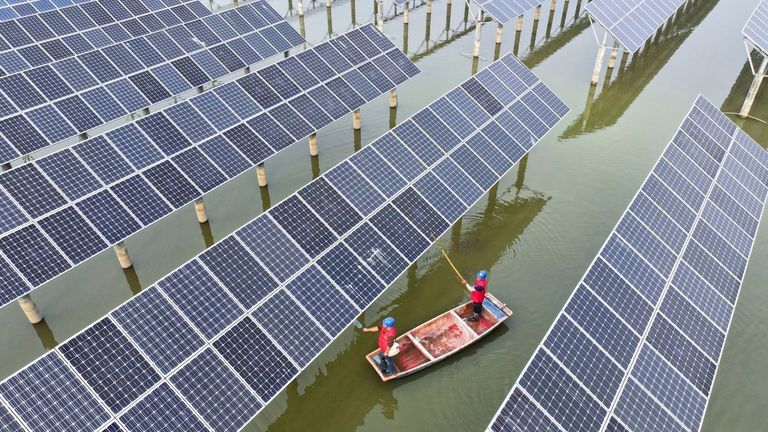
[1,53,566,431]
[0,24,419,310]
[487,96,768,432]
[0,1,302,164]
[469,0,544,23]
[586,0,686,53]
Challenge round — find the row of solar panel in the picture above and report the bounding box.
[0,52,568,432]
[0,0,207,53]
[0,24,419,308]
[488,96,768,432]
[0,0,204,77]
[474,0,542,25]
[586,0,685,52]
[0,2,301,164]
[0,0,92,21]
[743,0,768,57]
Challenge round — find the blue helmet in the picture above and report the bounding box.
[383,317,395,327]
[477,270,488,280]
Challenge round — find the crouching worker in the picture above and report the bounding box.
[363,317,398,375]
[462,270,487,322]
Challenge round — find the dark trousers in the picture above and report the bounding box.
[473,302,483,315]
[380,354,395,373]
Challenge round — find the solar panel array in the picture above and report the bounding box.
[474,0,543,24]
[487,95,768,432]
[0,23,419,310]
[586,0,686,53]
[743,0,768,57]
[0,53,568,432]
[0,0,207,55]
[0,1,304,165]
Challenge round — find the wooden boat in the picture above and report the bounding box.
[365,293,512,381]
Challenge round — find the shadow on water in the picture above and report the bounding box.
[560,0,720,139]
[259,165,549,431]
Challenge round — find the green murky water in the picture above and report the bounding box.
[1,0,767,430]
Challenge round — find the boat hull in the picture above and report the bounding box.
[365,293,512,382]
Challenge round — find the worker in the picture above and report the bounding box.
[363,317,397,375]
[462,270,487,322]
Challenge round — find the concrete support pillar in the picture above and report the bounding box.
[403,2,409,24]
[472,8,482,59]
[298,0,306,38]
[376,0,383,32]
[741,58,768,118]
[550,0,556,11]
[352,110,361,130]
[389,89,398,108]
[590,33,608,86]
[256,163,268,187]
[607,41,619,69]
[426,0,431,13]
[309,133,318,156]
[114,242,132,269]
[533,4,541,21]
[495,23,503,44]
[516,15,523,32]
[194,198,208,223]
[18,294,43,324]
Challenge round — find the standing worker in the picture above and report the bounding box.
[462,270,488,322]
[363,317,398,375]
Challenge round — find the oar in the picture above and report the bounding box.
[434,239,470,291]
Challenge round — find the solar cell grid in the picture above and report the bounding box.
[487,96,768,432]
[2,53,562,431]
[586,0,687,53]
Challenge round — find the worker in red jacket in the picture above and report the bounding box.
[462,270,487,322]
[363,317,397,375]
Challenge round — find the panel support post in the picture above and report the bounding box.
[516,15,523,32]
[194,198,208,224]
[590,33,608,86]
[256,163,268,187]
[495,22,503,44]
[114,241,133,269]
[740,57,768,119]
[18,294,43,324]
[353,109,361,130]
[376,0,384,32]
[533,4,541,22]
[389,89,398,108]
[607,41,619,69]
[309,133,318,156]
[472,8,482,59]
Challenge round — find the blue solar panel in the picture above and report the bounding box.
[157,259,243,340]
[474,0,543,24]
[60,317,160,413]
[286,265,360,336]
[0,24,419,311]
[252,290,330,367]
[38,206,107,264]
[235,215,309,282]
[0,353,110,431]
[0,224,70,286]
[3,52,564,431]
[169,348,261,432]
[198,236,277,309]
[111,286,205,374]
[213,317,298,400]
[586,0,686,53]
[488,96,768,432]
[119,383,208,432]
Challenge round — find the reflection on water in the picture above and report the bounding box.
[32,320,58,351]
[721,55,768,147]
[561,0,719,139]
